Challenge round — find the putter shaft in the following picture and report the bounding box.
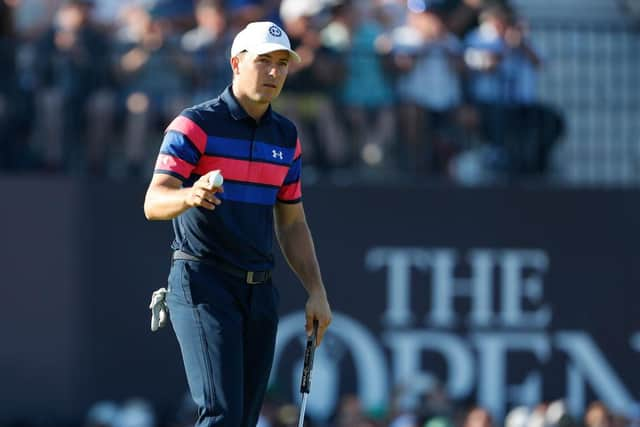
[298,393,308,427]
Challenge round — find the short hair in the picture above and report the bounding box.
[479,2,513,23]
[195,0,223,11]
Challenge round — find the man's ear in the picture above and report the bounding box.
[230,56,240,75]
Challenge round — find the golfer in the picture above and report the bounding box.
[143,21,332,427]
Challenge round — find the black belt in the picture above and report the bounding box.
[172,250,271,284]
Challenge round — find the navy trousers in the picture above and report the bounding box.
[166,259,280,427]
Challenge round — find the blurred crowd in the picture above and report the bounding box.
[71,388,640,427]
[0,0,565,183]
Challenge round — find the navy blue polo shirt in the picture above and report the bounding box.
[153,86,302,271]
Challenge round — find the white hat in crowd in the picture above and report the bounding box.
[279,0,324,22]
[230,21,301,62]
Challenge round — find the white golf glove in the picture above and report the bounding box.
[149,287,169,332]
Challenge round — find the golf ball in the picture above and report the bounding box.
[209,170,224,187]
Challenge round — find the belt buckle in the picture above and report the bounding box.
[246,271,260,284]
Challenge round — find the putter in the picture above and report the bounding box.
[297,319,319,427]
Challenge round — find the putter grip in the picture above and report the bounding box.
[300,320,319,394]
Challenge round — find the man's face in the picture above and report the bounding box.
[487,15,508,36]
[232,50,290,104]
[56,4,88,31]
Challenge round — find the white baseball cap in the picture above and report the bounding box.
[230,21,301,62]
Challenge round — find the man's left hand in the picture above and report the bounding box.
[305,289,332,347]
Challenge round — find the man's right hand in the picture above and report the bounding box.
[185,172,224,210]
[144,172,223,220]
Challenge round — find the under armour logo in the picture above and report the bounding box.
[269,25,282,37]
[272,149,284,160]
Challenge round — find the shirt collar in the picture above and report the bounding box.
[221,85,273,124]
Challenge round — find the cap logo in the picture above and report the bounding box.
[269,25,282,37]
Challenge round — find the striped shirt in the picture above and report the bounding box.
[153,86,302,271]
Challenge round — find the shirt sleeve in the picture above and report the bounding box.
[277,138,302,204]
[153,113,207,181]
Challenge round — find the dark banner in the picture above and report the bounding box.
[1,181,638,423]
[272,188,640,422]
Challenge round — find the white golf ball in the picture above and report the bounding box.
[208,170,224,187]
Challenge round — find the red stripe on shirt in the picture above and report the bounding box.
[278,181,302,201]
[155,154,194,179]
[194,156,289,186]
[166,116,207,154]
[293,138,302,160]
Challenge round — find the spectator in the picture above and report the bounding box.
[322,0,396,170]
[463,2,563,177]
[227,0,275,32]
[276,0,349,172]
[382,3,464,174]
[446,0,500,38]
[386,383,420,427]
[13,0,63,39]
[112,2,190,176]
[373,0,407,31]
[415,382,455,422]
[142,0,195,32]
[463,2,514,154]
[500,15,564,174]
[112,398,157,427]
[584,402,613,427]
[526,403,550,427]
[272,403,303,427]
[333,394,368,427]
[31,0,114,174]
[0,0,35,170]
[84,400,120,427]
[425,416,455,427]
[505,405,530,427]
[463,407,493,427]
[180,0,232,104]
